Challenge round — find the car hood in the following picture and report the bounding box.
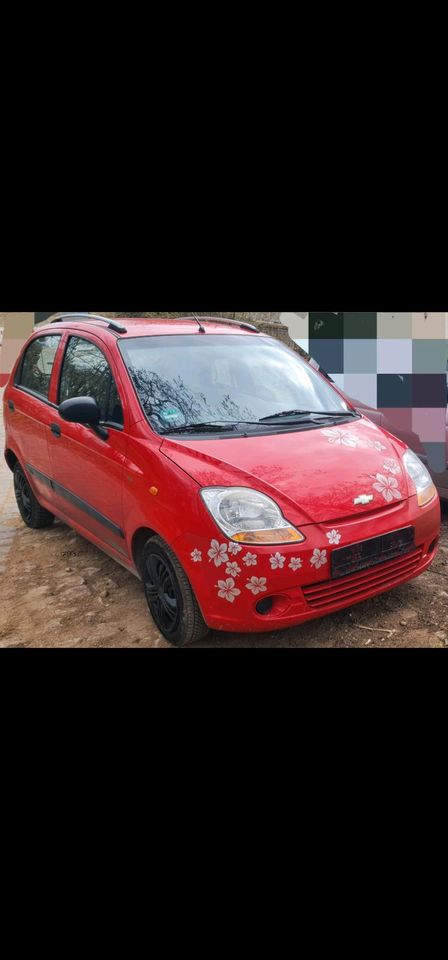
[161,417,411,525]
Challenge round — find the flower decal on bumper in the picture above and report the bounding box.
[208,540,229,567]
[326,529,341,545]
[243,552,258,567]
[310,548,328,570]
[269,552,286,570]
[215,578,241,603]
[246,577,268,595]
[228,542,242,556]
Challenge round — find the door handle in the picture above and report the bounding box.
[8,400,15,412]
[50,423,61,437]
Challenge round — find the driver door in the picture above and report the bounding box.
[47,333,129,560]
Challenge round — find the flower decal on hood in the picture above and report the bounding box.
[383,459,401,475]
[310,548,328,570]
[246,577,267,595]
[208,540,229,567]
[191,548,202,562]
[225,561,241,578]
[322,428,359,448]
[371,473,402,503]
[326,529,341,545]
[366,439,387,452]
[215,578,241,603]
[289,557,303,571]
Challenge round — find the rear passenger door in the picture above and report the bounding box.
[47,334,129,559]
[10,334,62,504]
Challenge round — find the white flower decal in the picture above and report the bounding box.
[310,548,328,570]
[243,552,258,567]
[246,576,268,596]
[215,578,241,603]
[208,539,229,567]
[228,541,242,555]
[371,473,402,503]
[269,552,286,570]
[191,548,202,563]
[225,561,241,578]
[322,428,359,448]
[383,458,401,475]
[366,439,387,452]
[289,557,303,571]
[326,529,342,545]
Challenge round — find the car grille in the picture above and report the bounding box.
[302,548,424,611]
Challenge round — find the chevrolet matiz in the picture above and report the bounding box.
[3,314,441,646]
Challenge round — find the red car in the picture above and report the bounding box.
[3,314,441,646]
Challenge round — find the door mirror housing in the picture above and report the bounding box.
[58,397,109,439]
[59,396,101,425]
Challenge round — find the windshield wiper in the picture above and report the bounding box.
[160,419,261,435]
[259,409,358,423]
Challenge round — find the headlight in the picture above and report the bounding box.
[200,487,305,544]
[403,450,437,507]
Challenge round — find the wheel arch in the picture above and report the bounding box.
[131,525,189,584]
[5,448,19,473]
[131,526,158,577]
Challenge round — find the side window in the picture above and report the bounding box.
[59,337,124,426]
[17,335,61,400]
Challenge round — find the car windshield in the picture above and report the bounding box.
[119,334,351,434]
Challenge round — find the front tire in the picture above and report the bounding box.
[143,536,209,647]
[13,463,55,529]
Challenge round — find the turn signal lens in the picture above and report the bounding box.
[233,527,304,544]
[403,451,438,508]
[417,482,437,508]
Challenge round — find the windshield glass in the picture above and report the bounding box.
[119,334,351,433]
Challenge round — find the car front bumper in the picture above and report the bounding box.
[174,494,441,633]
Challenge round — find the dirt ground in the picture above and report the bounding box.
[0,496,447,648]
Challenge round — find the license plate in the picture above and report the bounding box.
[331,527,415,579]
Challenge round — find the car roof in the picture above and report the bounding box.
[36,316,263,340]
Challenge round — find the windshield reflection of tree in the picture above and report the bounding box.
[129,366,257,427]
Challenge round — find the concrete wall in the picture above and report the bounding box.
[0,313,35,386]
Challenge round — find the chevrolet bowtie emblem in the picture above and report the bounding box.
[354,494,374,505]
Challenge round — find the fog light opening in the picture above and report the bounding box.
[429,538,438,555]
[256,597,274,616]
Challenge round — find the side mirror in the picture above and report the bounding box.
[59,397,108,439]
[59,396,101,425]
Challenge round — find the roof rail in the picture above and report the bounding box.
[48,313,127,334]
[179,316,260,333]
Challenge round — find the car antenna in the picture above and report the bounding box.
[191,313,206,333]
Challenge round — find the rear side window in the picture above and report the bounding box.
[17,335,61,399]
[59,336,124,426]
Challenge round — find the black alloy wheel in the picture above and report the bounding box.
[14,468,33,524]
[144,550,182,637]
[142,536,209,647]
[13,463,55,529]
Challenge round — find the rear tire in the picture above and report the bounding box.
[13,463,55,529]
[143,536,209,647]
